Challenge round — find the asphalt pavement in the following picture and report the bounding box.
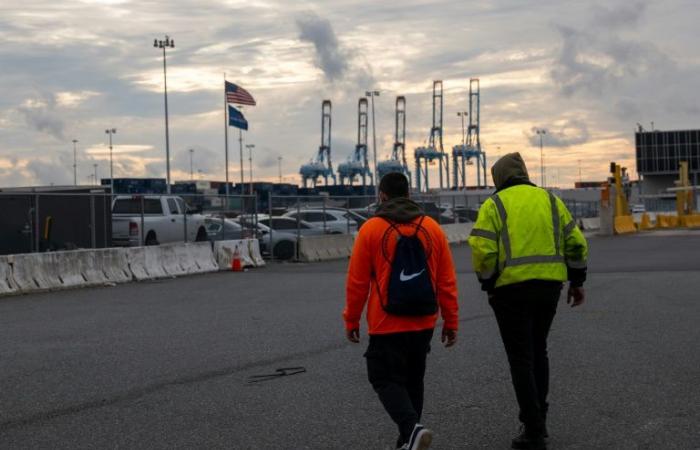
[1,232,699,449]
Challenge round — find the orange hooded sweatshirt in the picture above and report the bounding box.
[344,198,459,335]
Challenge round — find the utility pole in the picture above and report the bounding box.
[365,90,380,197]
[277,156,282,184]
[72,139,78,185]
[536,128,547,188]
[105,128,117,194]
[154,35,174,193]
[93,163,98,186]
[246,144,255,195]
[189,148,194,180]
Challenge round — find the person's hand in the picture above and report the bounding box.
[346,328,360,343]
[441,328,457,348]
[567,286,585,307]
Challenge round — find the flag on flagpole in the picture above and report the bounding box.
[225,81,256,106]
[228,105,248,130]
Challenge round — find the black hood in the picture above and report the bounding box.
[374,197,424,223]
[491,152,535,191]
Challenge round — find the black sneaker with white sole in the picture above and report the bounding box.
[406,424,433,450]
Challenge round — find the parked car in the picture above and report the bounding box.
[282,209,359,234]
[257,217,326,235]
[111,195,207,246]
[204,217,245,241]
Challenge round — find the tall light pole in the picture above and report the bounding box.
[536,128,547,188]
[277,156,283,184]
[154,35,174,193]
[72,139,78,185]
[246,144,255,195]
[578,159,582,184]
[105,128,116,194]
[365,90,380,197]
[457,112,467,146]
[93,163,98,186]
[188,148,195,181]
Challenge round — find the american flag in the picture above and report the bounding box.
[225,81,256,106]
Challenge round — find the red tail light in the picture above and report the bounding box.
[129,222,139,236]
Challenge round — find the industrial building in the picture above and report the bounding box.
[636,128,700,195]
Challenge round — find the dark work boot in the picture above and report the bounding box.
[511,426,546,450]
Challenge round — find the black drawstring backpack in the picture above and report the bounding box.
[378,216,438,316]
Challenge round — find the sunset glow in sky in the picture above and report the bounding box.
[1,0,698,188]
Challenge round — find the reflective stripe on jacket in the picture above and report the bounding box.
[467,184,588,289]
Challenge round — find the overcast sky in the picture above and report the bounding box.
[1,0,698,188]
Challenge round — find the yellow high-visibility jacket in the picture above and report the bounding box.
[468,184,588,290]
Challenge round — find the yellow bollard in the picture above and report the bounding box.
[638,213,653,230]
[614,215,637,234]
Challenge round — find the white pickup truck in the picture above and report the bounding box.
[111,195,208,246]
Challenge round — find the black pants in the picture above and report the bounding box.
[489,282,561,434]
[365,329,434,445]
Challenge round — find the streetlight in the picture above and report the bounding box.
[188,148,195,181]
[72,139,79,185]
[105,128,117,194]
[246,144,255,195]
[457,112,467,147]
[365,90,380,197]
[277,156,283,184]
[536,128,547,188]
[154,35,175,193]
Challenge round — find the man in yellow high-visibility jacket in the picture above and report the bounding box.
[468,152,588,450]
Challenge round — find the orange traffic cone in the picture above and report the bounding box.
[231,245,243,272]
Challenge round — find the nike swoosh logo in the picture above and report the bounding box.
[400,269,425,282]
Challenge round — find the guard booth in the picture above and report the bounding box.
[0,186,112,255]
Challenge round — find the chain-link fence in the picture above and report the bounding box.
[0,192,257,256]
[0,189,606,259]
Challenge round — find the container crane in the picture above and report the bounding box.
[415,80,450,192]
[377,96,411,184]
[300,100,336,188]
[338,98,373,186]
[452,78,487,188]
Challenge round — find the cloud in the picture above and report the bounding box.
[550,2,671,98]
[296,13,348,82]
[16,95,66,141]
[527,120,590,148]
[26,158,72,186]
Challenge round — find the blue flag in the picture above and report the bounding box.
[228,105,248,130]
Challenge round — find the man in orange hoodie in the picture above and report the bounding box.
[344,173,459,450]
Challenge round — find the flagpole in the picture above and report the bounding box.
[224,73,230,197]
[238,108,244,190]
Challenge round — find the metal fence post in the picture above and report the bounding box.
[183,196,188,243]
[453,194,458,224]
[295,200,301,261]
[34,194,40,252]
[268,191,274,261]
[90,193,96,249]
[140,195,145,246]
[103,192,108,248]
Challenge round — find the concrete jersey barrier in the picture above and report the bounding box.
[213,239,258,270]
[0,256,18,296]
[440,223,474,244]
[298,234,355,263]
[125,246,169,281]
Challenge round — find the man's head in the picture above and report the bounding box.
[378,172,409,202]
[491,152,530,190]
